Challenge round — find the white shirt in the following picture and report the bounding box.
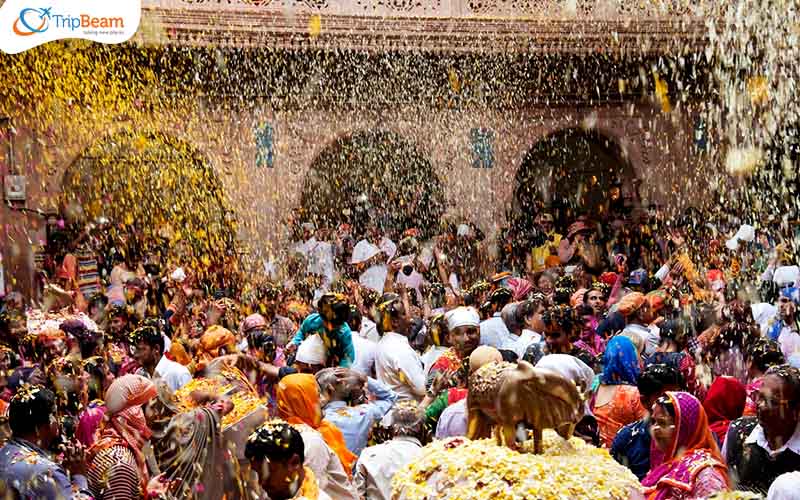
[308,240,335,285]
[518,329,542,352]
[778,327,800,359]
[396,268,425,301]
[435,398,468,439]
[767,471,800,500]
[421,345,449,379]
[355,436,423,500]
[621,323,658,356]
[375,332,426,401]
[155,355,191,392]
[480,313,512,349]
[744,420,800,457]
[352,334,377,377]
[360,265,388,292]
[359,317,380,343]
[296,424,358,500]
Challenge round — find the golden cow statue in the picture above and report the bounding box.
[466,360,583,454]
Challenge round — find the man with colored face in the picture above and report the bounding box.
[246,421,331,500]
[724,364,800,493]
[427,307,481,390]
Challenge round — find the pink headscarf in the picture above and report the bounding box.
[88,374,157,493]
[507,277,533,301]
[240,313,268,335]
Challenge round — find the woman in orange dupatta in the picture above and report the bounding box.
[642,391,729,499]
[276,373,358,500]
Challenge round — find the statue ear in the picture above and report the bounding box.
[517,359,535,374]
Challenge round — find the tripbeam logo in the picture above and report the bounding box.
[12,7,51,36]
[0,0,141,54]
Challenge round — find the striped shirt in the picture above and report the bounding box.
[87,445,141,500]
[76,246,101,299]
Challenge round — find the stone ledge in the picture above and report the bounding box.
[133,7,708,54]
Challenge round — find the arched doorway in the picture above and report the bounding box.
[513,128,638,229]
[62,129,238,285]
[300,130,446,237]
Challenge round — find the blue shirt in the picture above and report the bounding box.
[291,313,356,368]
[0,438,92,499]
[323,378,397,456]
[610,418,652,480]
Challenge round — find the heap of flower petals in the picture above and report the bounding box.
[392,431,641,500]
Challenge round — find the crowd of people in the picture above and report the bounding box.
[1,206,800,500]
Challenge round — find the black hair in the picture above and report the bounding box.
[9,386,56,436]
[488,288,513,309]
[542,305,579,334]
[82,356,108,402]
[245,421,305,464]
[348,305,362,331]
[427,283,446,309]
[318,293,350,327]
[128,324,164,355]
[248,329,276,362]
[765,364,800,409]
[658,319,688,349]
[746,339,785,373]
[88,293,108,310]
[637,363,684,398]
[499,349,518,363]
[655,394,676,418]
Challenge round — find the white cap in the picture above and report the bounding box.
[774,265,800,286]
[296,334,327,366]
[170,267,186,282]
[726,224,756,250]
[734,224,756,242]
[457,224,471,237]
[445,306,481,331]
[350,240,381,265]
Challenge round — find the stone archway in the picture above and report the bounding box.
[62,128,238,282]
[513,128,638,229]
[300,129,446,237]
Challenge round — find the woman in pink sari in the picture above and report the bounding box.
[642,391,729,499]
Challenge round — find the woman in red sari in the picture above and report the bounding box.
[642,391,729,499]
[702,376,746,445]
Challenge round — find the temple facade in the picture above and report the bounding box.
[1,0,715,295]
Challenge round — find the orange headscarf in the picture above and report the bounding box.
[198,325,237,360]
[276,374,357,475]
[617,291,646,317]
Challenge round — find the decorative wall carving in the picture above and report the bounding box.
[161,0,696,18]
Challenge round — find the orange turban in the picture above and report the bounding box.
[646,289,670,314]
[617,292,646,317]
[198,325,237,360]
[276,374,357,475]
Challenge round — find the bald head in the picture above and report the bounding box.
[469,346,503,373]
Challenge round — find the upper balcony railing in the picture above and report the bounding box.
[136,0,707,54]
